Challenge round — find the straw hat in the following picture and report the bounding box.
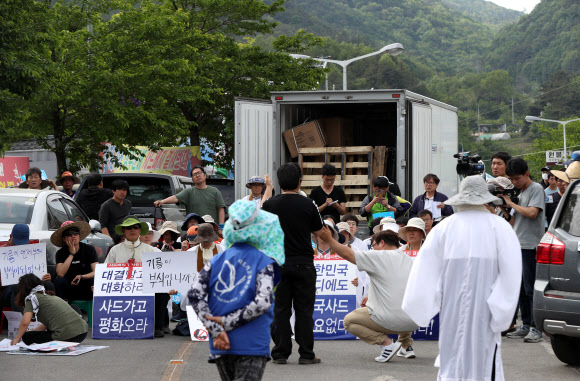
[445,175,500,206]
[50,220,91,247]
[552,161,580,183]
[398,218,426,242]
[158,221,180,237]
[192,223,219,244]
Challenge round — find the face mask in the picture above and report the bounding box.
[542,173,549,180]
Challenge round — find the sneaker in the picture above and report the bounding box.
[523,327,543,343]
[154,329,165,338]
[272,358,287,364]
[375,341,402,363]
[397,345,416,359]
[506,325,529,339]
[298,357,321,365]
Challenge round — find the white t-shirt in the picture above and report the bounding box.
[354,249,419,332]
[242,195,262,204]
[187,242,225,266]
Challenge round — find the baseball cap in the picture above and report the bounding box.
[11,224,30,245]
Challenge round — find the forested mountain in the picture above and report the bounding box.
[441,0,523,30]
[267,0,496,74]
[485,0,580,89]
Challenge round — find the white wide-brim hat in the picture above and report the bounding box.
[398,217,426,242]
[445,175,500,207]
[381,223,400,234]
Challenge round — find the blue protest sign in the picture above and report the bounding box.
[93,263,154,339]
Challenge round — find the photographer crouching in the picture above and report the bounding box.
[501,158,545,343]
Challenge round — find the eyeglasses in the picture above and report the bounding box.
[64,230,80,237]
[371,241,378,248]
[123,224,142,230]
[192,171,204,177]
[424,181,436,185]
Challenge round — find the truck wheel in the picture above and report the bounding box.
[551,335,580,366]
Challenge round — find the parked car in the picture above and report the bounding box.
[74,173,235,230]
[0,189,113,276]
[534,179,580,366]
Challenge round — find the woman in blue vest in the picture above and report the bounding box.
[188,200,285,381]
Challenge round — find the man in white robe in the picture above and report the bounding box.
[402,175,522,381]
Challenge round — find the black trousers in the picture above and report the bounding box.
[154,293,171,330]
[270,263,317,360]
[54,276,93,301]
[22,331,87,345]
[215,355,267,381]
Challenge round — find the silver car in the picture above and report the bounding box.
[534,179,580,366]
[0,189,113,275]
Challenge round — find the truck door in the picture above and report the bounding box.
[409,102,432,199]
[234,98,275,200]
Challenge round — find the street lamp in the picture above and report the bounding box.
[525,116,580,164]
[290,43,404,91]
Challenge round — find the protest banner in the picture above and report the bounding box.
[0,243,47,286]
[0,156,29,188]
[141,252,197,294]
[186,305,210,342]
[93,263,154,339]
[313,254,357,340]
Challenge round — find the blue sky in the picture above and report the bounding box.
[488,0,541,13]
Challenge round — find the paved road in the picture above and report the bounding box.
[2,323,579,381]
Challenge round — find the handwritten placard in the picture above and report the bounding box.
[0,243,47,285]
[141,252,196,294]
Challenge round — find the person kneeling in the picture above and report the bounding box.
[318,228,419,363]
[11,274,88,346]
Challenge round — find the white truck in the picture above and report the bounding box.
[234,89,458,202]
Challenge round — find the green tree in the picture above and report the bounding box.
[526,119,580,176]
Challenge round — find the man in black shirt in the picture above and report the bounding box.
[99,179,132,239]
[262,163,324,365]
[77,173,114,220]
[308,164,347,224]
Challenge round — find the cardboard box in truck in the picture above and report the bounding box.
[318,118,354,147]
[283,121,327,158]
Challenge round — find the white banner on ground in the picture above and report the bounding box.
[186,305,209,342]
[2,311,41,340]
[0,243,47,285]
[141,252,197,294]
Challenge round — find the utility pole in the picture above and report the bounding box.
[512,97,515,125]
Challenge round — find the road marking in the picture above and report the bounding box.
[161,340,196,381]
[373,376,401,381]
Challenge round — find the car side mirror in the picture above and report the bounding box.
[89,219,102,232]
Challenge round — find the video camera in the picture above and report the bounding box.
[488,186,520,206]
[454,152,485,176]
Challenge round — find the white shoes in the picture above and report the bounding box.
[375,341,402,363]
[397,345,416,358]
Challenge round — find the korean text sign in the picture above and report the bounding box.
[0,243,47,286]
[314,255,357,340]
[93,263,154,339]
[141,252,196,294]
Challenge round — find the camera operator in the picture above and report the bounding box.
[502,158,545,343]
[485,152,513,220]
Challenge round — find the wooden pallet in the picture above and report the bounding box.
[298,146,387,223]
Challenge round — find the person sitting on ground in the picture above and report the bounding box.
[362,217,383,250]
[188,200,284,381]
[337,222,355,247]
[372,217,397,235]
[140,222,160,246]
[56,171,80,197]
[360,176,402,226]
[318,229,419,363]
[313,221,341,259]
[341,215,367,251]
[105,216,160,264]
[18,167,57,190]
[417,210,433,235]
[52,221,98,302]
[180,213,205,246]
[10,274,88,346]
[187,223,225,271]
[154,221,182,251]
[1,224,53,312]
[76,173,114,221]
[399,218,426,251]
[201,214,224,242]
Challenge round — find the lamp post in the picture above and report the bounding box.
[290,43,404,91]
[525,116,580,164]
